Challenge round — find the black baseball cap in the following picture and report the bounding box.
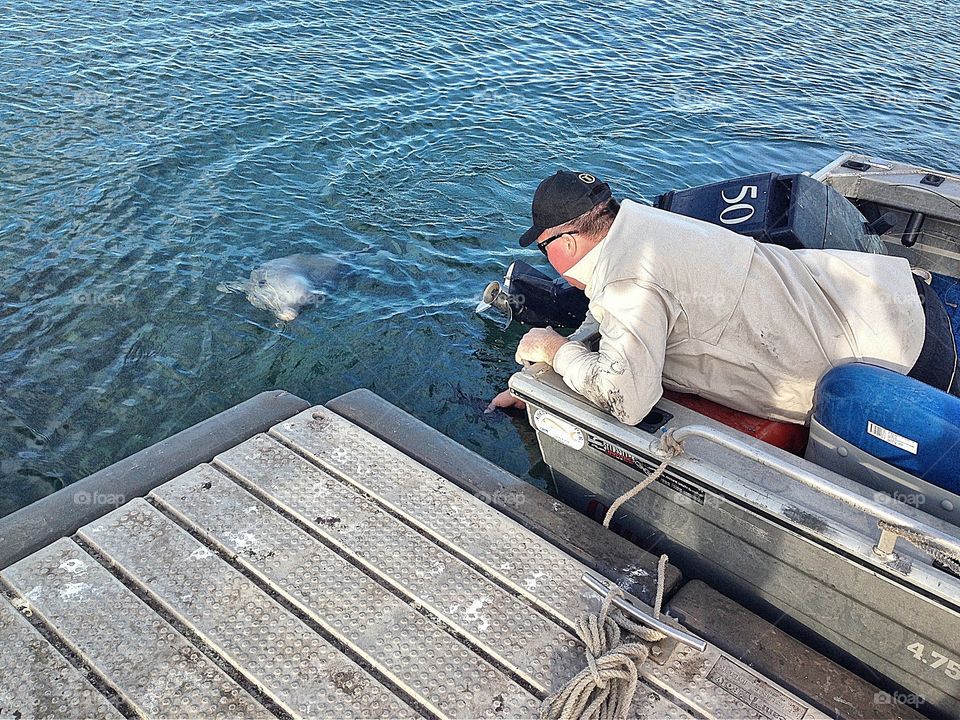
[518,170,613,247]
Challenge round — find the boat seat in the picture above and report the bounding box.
[805,362,960,525]
[662,390,809,455]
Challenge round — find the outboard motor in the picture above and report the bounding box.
[655,172,887,253]
[476,260,588,329]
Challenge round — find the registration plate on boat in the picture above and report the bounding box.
[586,434,705,505]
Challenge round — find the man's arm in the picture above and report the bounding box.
[568,308,600,344]
[552,281,675,425]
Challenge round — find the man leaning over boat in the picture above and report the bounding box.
[488,170,959,425]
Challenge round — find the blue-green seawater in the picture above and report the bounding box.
[2,0,959,516]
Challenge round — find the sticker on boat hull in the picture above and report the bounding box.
[707,656,807,720]
[867,421,918,455]
[586,434,705,505]
[533,409,584,450]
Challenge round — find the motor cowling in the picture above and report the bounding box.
[654,172,886,253]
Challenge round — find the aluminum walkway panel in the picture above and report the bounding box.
[264,409,828,720]
[1,539,269,719]
[0,595,120,719]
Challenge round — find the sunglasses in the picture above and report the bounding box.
[537,230,578,256]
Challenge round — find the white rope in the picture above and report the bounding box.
[540,555,670,720]
[603,436,683,529]
[878,520,960,574]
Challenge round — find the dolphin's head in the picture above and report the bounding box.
[245,267,319,322]
[223,254,340,322]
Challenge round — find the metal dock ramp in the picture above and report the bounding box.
[1,404,830,719]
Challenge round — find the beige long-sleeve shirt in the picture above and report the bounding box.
[552,199,926,425]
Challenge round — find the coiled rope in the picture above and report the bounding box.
[539,555,670,720]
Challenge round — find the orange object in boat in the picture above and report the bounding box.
[662,390,809,455]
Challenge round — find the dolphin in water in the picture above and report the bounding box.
[218,253,343,322]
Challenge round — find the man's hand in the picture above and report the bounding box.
[515,327,568,366]
[485,389,526,414]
